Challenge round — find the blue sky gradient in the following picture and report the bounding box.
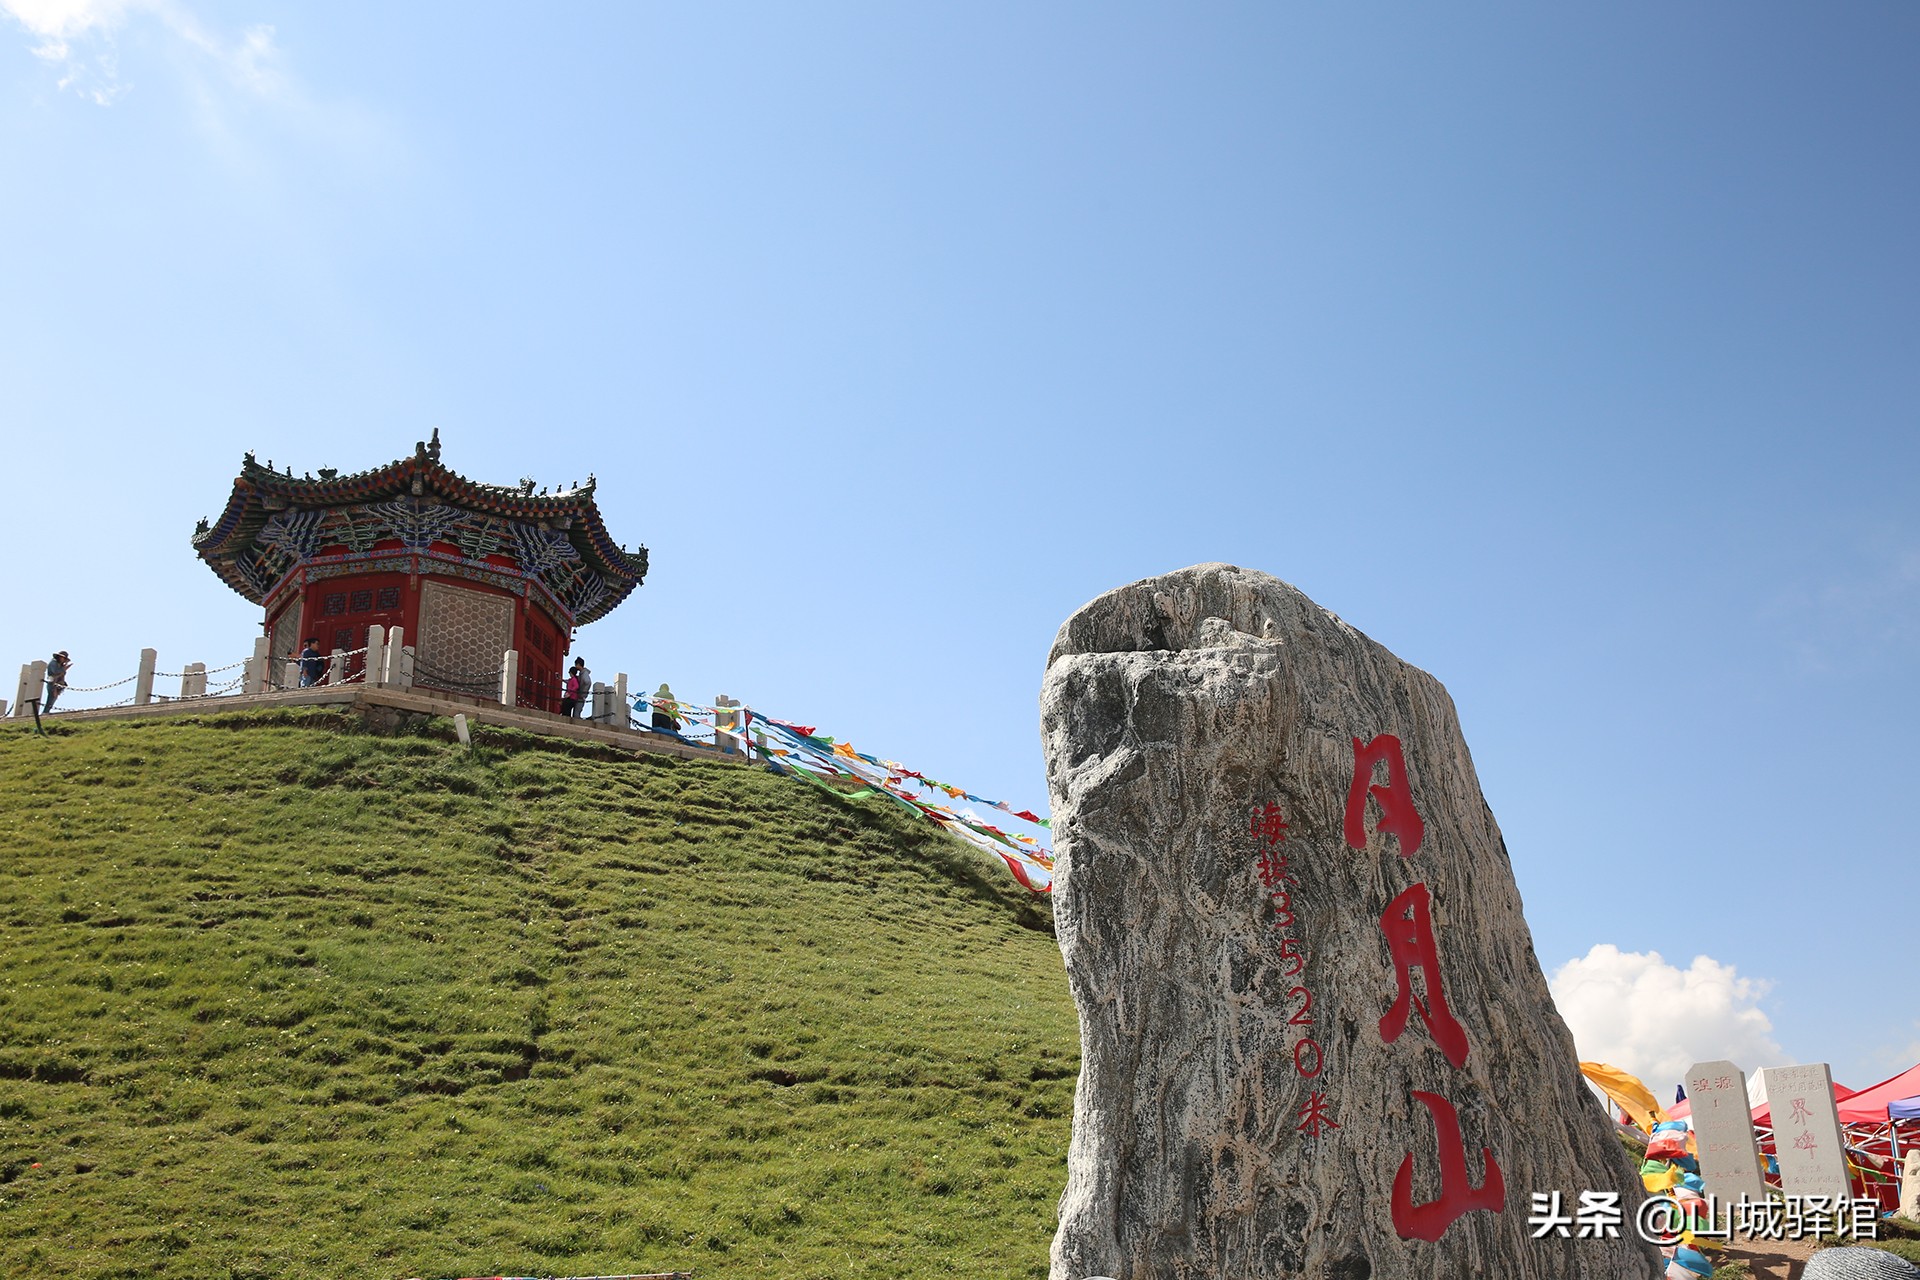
[2,2,1915,1094]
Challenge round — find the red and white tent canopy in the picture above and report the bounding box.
[1835,1062,1920,1126]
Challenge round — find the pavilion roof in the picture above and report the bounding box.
[192,431,648,624]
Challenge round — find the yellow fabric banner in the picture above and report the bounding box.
[1580,1061,1670,1132]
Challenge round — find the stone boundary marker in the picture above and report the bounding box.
[1686,1060,1767,1211]
[1041,564,1655,1280]
[1762,1064,1853,1202]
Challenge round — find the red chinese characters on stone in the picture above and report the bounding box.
[1251,802,1330,1117]
[1297,1090,1339,1137]
[1391,1090,1506,1242]
[1250,802,1291,847]
[1351,733,1501,1242]
[1345,734,1424,858]
[1377,883,1470,1069]
[1255,849,1298,892]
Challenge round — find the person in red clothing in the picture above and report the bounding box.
[561,657,587,717]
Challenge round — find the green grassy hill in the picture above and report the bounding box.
[0,708,1079,1279]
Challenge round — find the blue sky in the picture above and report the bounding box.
[2,2,1915,1097]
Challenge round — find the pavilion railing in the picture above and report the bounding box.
[7,636,725,750]
[6,627,760,769]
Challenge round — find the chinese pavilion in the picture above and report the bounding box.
[192,431,647,709]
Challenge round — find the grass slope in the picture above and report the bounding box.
[0,709,1078,1279]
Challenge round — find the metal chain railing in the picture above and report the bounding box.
[12,644,388,714]
[410,654,501,698]
[153,657,249,678]
[51,673,137,694]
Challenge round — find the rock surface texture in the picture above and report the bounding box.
[1041,565,1655,1280]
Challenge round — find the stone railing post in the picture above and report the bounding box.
[614,674,629,728]
[0,699,8,718]
[752,720,769,762]
[135,648,157,706]
[326,649,344,686]
[281,659,299,690]
[247,636,270,694]
[499,649,519,707]
[365,625,386,688]
[384,627,406,686]
[181,662,206,699]
[398,644,415,690]
[714,694,741,755]
[13,663,34,716]
[28,660,46,712]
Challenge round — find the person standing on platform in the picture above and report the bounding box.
[562,657,589,717]
[298,638,327,687]
[572,658,592,718]
[650,683,681,734]
[43,651,70,711]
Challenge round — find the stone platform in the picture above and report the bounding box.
[3,684,744,766]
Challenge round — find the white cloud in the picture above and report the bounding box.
[5,0,134,43]
[1549,944,1785,1097]
[2,0,286,106]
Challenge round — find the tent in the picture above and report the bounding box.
[1835,1062,1920,1126]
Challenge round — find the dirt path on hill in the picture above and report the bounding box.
[1719,1233,1819,1280]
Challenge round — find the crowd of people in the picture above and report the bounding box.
[558,658,682,734]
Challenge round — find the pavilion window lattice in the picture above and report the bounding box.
[413,581,515,698]
[527,618,559,661]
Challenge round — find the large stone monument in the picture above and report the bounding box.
[1040,565,1655,1279]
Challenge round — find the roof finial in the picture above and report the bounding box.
[428,427,441,461]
